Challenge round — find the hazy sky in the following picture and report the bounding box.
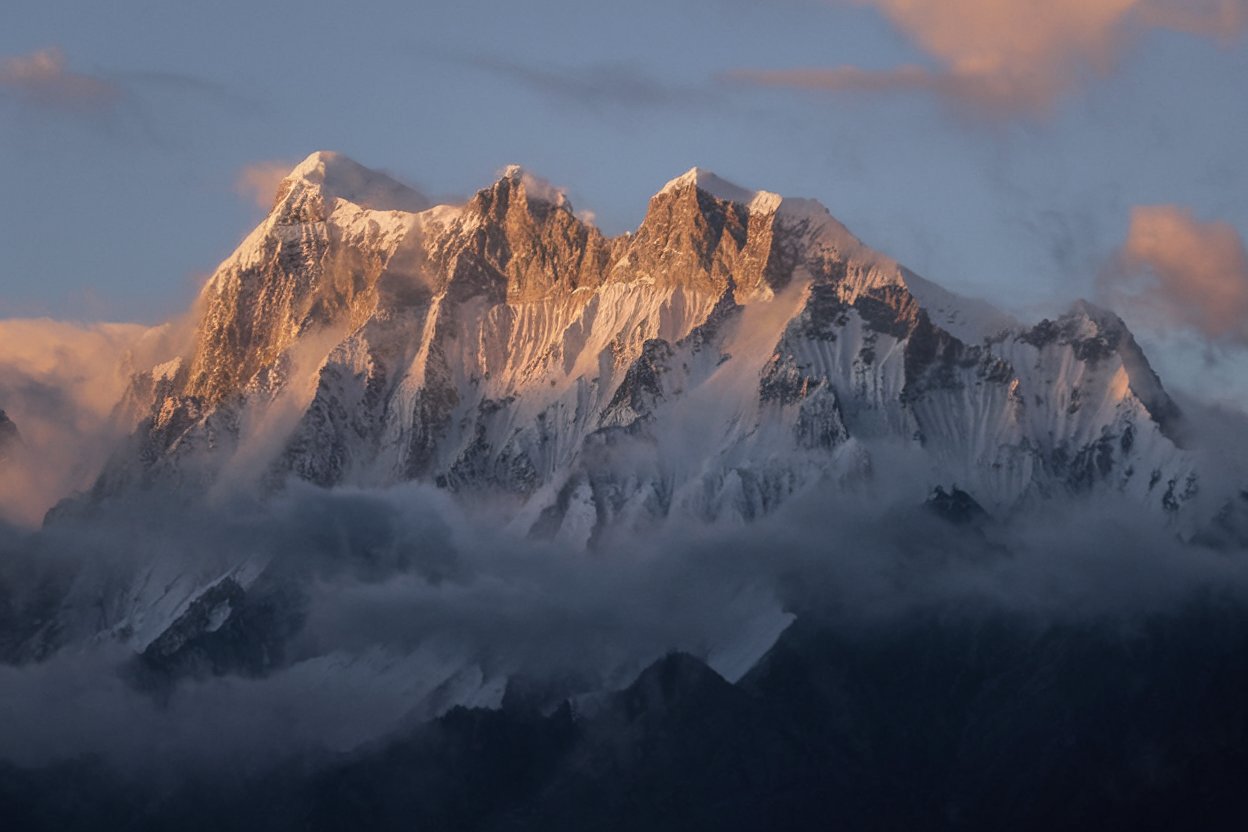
[3,0,1247,403]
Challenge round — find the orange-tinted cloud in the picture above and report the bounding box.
[1102,205,1248,343]
[731,0,1248,116]
[0,319,183,526]
[0,47,121,112]
[234,160,296,209]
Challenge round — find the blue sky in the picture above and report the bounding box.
[3,0,1247,403]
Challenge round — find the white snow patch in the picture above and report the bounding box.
[659,167,758,205]
[903,270,1018,344]
[150,357,182,382]
[286,151,431,213]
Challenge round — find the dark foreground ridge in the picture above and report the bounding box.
[4,604,1248,832]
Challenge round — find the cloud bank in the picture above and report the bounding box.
[1,475,1247,777]
[473,57,689,109]
[0,319,184,526]
[1101,205,1248,345]
[730,0,1248,116]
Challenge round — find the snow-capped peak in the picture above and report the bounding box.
[657,166,782,211]
[281,151,431,214]
[1066,298,1126,332]
[660,166,748,200]
[287,150,345,181]
[494,164,569,208]
[1059,299,1179,432]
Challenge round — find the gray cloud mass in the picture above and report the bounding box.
[2,469,1248,776]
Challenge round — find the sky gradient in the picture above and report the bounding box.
[3,0,1247,405]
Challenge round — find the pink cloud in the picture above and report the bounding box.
[0,319,177,526]
[726,63,1046,116]
[1102,205,1248,343]
[234,160,297,209]
[0,47,121,112]
[731,0,1248,117]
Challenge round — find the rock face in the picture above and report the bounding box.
[96,152,1199,543]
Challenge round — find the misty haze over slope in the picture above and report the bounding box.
[2,154,1248,829]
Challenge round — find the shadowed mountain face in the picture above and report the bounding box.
[83,152,1222,549]
[4,607,1248,832]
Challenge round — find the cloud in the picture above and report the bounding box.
[235,160,297,209]
[730,0,1248,116]
[3,473,1248,775]
[120,69,265,115]
[1101,205,1248,344]
[727,62,1026,111]
[0,47,122,113]
[0,319,185,526]
[0,481,796,769]
[1,47,263,147]
[496,165,574,208]
[457,54,714,112]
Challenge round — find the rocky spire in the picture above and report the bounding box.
[448,166,614,303]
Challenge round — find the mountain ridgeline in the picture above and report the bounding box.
[89,152,1209,543]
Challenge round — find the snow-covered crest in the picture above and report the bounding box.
[281,150,432,214]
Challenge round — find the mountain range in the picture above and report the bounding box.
[76,151,1233,546]
[4,153,1248,830]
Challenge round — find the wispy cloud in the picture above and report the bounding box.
[0,318,183,526]
[1139,0,1248,37]
[1,46,264,145]
[1101,205,1248,344]
[0,47,122,113]
[729,0,1248,117]
[458,54,714,112]
[120,69,267,116]
[235,160,297,209]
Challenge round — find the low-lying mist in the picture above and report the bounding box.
[0,318,191,527]
[2,477,1246,782]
